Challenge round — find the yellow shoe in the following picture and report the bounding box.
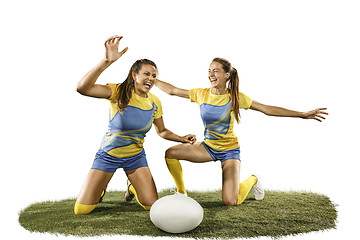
[124,179,135,201]
[99,188,106,203]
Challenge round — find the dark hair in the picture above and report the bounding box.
[116,59,157,113]
[212,57,241,123]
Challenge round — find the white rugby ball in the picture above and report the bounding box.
[150,193,203,233]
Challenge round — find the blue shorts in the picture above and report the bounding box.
[91,149,148,173]
[202,142,240,163]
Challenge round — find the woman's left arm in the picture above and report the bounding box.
[153,117,196,143]
[250,100,328,122]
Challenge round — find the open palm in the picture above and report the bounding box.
[104,35,128,63]
[303,108,328,122]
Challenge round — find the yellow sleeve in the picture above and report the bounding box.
[239,92,253,109]
[106,83,119,102]
[150,94,163,119]
[189,88,203,103]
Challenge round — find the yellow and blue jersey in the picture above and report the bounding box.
[100,83,163,158]
[189,88,253,151]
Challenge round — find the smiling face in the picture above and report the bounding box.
[132,64,158,97]
[208,61,230,90]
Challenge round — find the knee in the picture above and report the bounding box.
[165,147,176,159]
[140,195,158,207]
[140,200,155,208]
[138,197,158,210]
[222,196,238,206]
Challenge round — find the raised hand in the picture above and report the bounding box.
[302,108,328,122]
[104,35,128,63]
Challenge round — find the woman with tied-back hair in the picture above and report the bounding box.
[155,57,328,206]
[74,35,196,215]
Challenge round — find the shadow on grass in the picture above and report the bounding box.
[198,201,224,209]
[93,201,144,214]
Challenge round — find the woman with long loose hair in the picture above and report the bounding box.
[74,35,195,214]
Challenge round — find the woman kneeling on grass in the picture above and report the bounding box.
[74,35,196,215]
[156,57,328,206]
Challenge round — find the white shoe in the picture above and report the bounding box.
[252,175,265,200]
[170,189,187,197]
[175,192,187,197]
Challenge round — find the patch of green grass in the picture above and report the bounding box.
[18,189,337,239]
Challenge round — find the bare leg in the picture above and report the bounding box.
[221,159,258,205]
[221,159,240,206]
[126,167,158,208]
[164,142,213,194]
[165,142,213,163]
[166,142,256,206]
[77,169,114,205]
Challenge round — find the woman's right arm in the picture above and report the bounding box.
[76,59,113,98]
[76,35,128,98]
[155,79,189,98]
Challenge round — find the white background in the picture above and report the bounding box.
[1,0,359,239]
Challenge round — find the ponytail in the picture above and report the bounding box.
[116,59,157,113]
[117,68,134,113]
[229,67,240,123]
[212,58,241,123]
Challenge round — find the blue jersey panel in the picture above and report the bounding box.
[200,99,232,140]
[101,104,155,153]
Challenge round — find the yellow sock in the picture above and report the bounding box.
[129,185,151,210]
[99,189,105,202]
[74,201,97,215]
[165,158,186,194]
[237,175,258,205]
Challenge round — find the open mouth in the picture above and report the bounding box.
[144,82,152,89]
[210,78,218,84]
